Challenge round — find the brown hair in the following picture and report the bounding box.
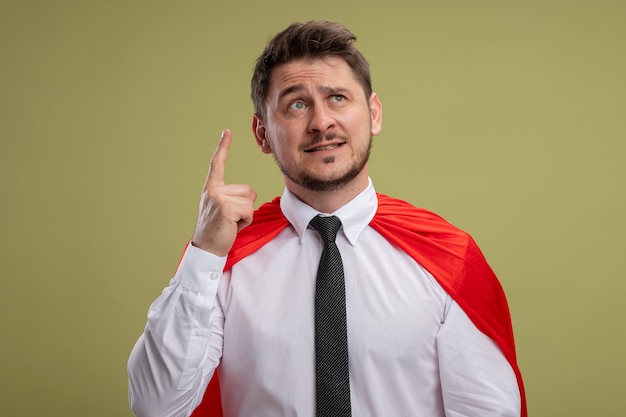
[251,20,372,118]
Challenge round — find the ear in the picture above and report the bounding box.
[252,114,272,154]
[369,92,383,136]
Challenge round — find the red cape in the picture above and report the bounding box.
[190,194,526,417]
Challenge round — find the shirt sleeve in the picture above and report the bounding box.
[436,300,521,417]
[127,244,227,417]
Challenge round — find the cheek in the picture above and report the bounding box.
[269,125,301,149]
[347,116,372,139]
[269,137,294,159]
[344,108,370,128]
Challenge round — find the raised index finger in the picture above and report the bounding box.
[206,129,232,187]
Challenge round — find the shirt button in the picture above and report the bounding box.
[209,272,219,281]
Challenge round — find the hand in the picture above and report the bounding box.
[192,129,257,256]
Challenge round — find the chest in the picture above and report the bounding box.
[218,228,448,361]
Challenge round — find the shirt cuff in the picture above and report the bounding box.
[174,243,227,293]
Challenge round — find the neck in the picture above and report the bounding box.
[285,174,369,214]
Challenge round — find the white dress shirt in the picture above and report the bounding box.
[128,180,520,417]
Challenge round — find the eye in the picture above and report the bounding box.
[329,94,346,103]
[288,101,306,111]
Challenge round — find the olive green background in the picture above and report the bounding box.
[1,1,625,416]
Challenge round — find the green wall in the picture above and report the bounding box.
[2,1,625,416]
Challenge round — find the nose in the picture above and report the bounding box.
[307,105,336,134]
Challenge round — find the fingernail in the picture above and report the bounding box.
[220,130,225,139]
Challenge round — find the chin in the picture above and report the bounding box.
[297,168,365,192]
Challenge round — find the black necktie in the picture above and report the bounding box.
[309,215,351,417]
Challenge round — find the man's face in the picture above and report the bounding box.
[253,57,382,193]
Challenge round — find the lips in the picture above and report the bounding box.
[304,142,345,152]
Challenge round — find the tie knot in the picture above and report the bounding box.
[309,215,342,244]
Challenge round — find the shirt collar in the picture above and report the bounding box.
[280,178,378,246]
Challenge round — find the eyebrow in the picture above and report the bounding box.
[278,84,349,101]
[278,84,306,102]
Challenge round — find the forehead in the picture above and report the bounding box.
[268,57,362,97]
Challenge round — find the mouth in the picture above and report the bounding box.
[304,142,345,153]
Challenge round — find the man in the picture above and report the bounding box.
[128,20,526,417]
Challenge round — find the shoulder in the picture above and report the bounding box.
[374,193,472,242]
